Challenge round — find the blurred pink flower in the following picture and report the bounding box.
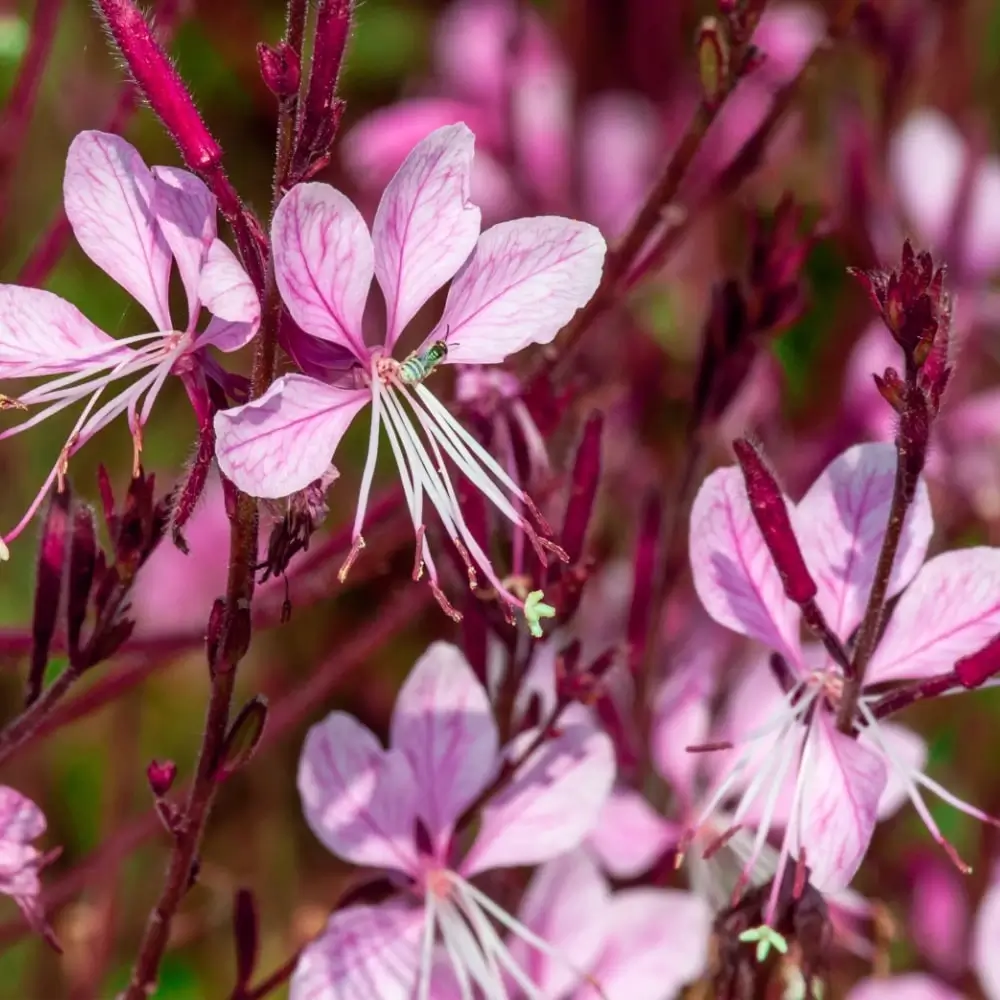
[344,0,821,237]
[214,123,605,626]
[291,641,615,999]
[688,442,1000,907]
[0,786,56,942]
[0,131,260,549]
[907,854,969,978]
[888,109,1000,282]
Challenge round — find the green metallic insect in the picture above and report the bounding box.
[399,339,449,384]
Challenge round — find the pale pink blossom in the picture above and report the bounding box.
[214,124,605,628]
[688,442,1000,909]
[432,851,711,1000]
[972,863,1000,1000]
[0,131,260,549]
[0,786,55,940]
[291,642,615,999]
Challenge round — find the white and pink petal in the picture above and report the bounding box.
[461,722,616,876]
[63,131,172,331]
[298,711,420,874]
[389,642,499,852]
[867,547,1000,683]
[272,183,373,360]
[689,466,802,665]
[213,374,369,498]
[195,239,261,352]
[432,217,606,365]
[799,718,887,894]
[372,123,481,348]
[796,443,933,639]
[289,903,424,1000]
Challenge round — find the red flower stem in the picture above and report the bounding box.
[549,0,862,379]
[285,0,309,58]
[836,449,916,733]
[16,0,183,289]
[0,586,427,955]
[0,0,64,217]
[238,949,303,1000]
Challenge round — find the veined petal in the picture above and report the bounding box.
[581,889,712,1000]
[195,239,261,351]
[972,874,1000,1000]
[298,712,420,874]
[0,286,128,377]
[588,788,677,880]
[63,131,172,331]
[389,642,499,851]
[0,787,45,842]
[213,374,369,498]
[507,851,609,999]
[689,467,802,665]
[461,722,615,876]
[846,973,964,1000]
[272,183,372,360]
[800,718,887,894]
[151,165,217,322]
[289,903,424,1000]
[373,123,481,349]
[431,217,606,365]
[867,548,1000,683]
[796,443,933,639]
[860,722,928,822]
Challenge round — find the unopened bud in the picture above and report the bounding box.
[697,17,730,106]
[216,696,268,782]
[146,759,177,797]
[560,413,603,566]
[733,438,816,604]
[873,368,905,413]
[66,505,98,661]
[956,633,1000,689]
[232,888,260,991]
[257,41,300,98]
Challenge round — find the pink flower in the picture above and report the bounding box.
[432,851,711,1000]
[688,442,1000,907]
[291,642,615,998]
[213,124,605,628]
[0,131,260,548]
[888,109,1000,283]
[0,786,56,941]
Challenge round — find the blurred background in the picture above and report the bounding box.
[1,0,1000,996]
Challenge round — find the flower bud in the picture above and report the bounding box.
[146,759,177,797]
[873,368,905,413]
[28,484,71,704]
[956,633,1000,689]
[257,40,300,98]
[66,505,97,662]
[216,696,268,782]
[559,412,603,566]
[697,17,729,106]
[232,888,260,992]
[733,438,816,604]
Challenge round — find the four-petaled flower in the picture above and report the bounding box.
[292,641,615,999]
[688,442,1000,918]
[0,131,260,549]
[214,123,606,629]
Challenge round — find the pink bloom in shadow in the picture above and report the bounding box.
[0,787,58,945]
